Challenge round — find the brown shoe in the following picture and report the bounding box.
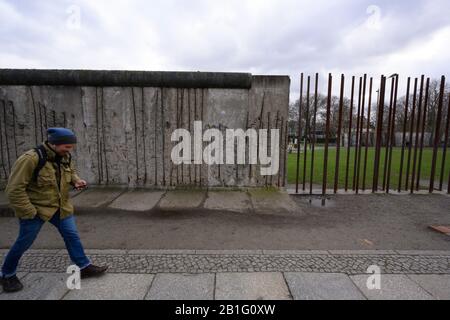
[80,264,108,279]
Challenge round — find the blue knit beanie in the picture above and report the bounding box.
[47,128,77,145]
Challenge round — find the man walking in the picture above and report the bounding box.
[1,128,108,293]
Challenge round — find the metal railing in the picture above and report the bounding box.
[292,73,449,195]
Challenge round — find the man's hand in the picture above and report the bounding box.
[74,179,87,191]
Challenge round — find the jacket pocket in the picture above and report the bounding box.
[37,172,55,187]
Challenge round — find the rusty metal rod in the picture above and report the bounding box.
[405,78,418,190]
[362,77,373,191]
[1,99,11,172]
[416,77,430,191]
[8,100,18,159]
[284,120,288,187]
[302,76,311,191]
[429,76,446,192]
[411,75,425,194]
[386,75,399,193]
[382,77,395,191]
[372,75,386,192]
[345,76,355,192]
[439,93,450,191]
[295,74,303,193]
[310,73,319,195]
[334,74,345,193]
[352,77,363,191]
[322,73,332,196]
[398,77,411,192]
[0,99,7,179]
[356,74,367,193]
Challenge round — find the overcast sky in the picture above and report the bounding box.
[1,0,449,101]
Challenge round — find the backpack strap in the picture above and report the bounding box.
[32,144,47,182]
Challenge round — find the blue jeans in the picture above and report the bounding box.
[1,210,91,278]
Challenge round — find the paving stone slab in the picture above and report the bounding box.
[328,250,397,255]
[158,190,206,210]
[64,273,155,300]
[108,190,164,211]
[127,249,196,255]
[195,250,263,255]
[407,275,450,300]
[262,250,328,255]
[146,273,214,300]
[204,191,252,213]
[215,272,292,300]
[71,188,126,208]
[284,272,366,300]
[350,274,434,300]
[395,250,450,256]
[0,273,68,300]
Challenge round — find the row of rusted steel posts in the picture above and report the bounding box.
[294,73,449,195]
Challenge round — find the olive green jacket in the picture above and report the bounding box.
[5,141,82,221]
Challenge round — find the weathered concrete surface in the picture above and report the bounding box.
[284,272,366,300]
[0,273,68,300]
[71,188,126,208]
[108,190,165,211]
[204,191,252,213]
[146,273,214,300]
[158,190,206,210]
[407,275,450,300]
[0,70,289,189]
[64,273,155,300]
[215,272,292,300]
[350,274,434,300]
[249,188,300,215]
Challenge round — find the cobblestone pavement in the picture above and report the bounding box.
[2,250,449,275]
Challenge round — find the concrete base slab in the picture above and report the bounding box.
[215,272,291,300]
[146,273,214,300]
[284,273,366,300]
[350,274,434,300]
[108,190,164,211]
[158,190,205,210]
[71,188,126,208]
[204,191,252,213]
[69,189,85,199]
[0,273,68,300]
[249,189,300,215]
[64,273,154,300]
[407,275,450,300]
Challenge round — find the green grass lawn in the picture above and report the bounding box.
[287,146,450,190]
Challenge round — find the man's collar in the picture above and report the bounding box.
[43,141,70,163]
